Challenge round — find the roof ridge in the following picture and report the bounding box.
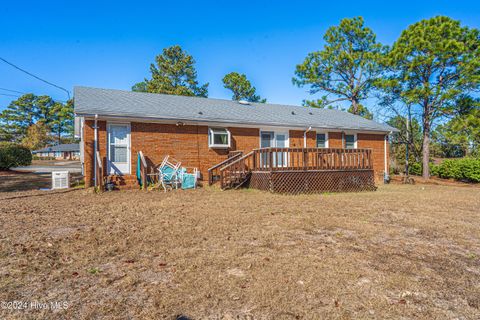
[74,85,311,109]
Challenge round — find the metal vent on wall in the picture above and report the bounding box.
[52,171,70,189]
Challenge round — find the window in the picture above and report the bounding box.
[208,128,231,148]
[316,133,327,148]
[110,145,128,162]
[345,134,356,149]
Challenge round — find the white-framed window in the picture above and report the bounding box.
[208,128,231,148]
[316,132,329,148]
[344,133,357,149]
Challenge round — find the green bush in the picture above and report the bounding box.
[437,158,480,183]
[0,142,32,169]
[430,163,439,177]
[409,162,422,176]
[409,162,439,177]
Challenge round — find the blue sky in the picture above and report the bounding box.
[1,0,479,113]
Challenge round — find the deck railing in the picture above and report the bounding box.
[218,147,373,189]
[219,151,254,189]
[251,147,373,171]
[207,151,243,185]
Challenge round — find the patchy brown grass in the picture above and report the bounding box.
[0,171,83,192]
[0,171,52,192]
[391,174,480,188]
[0,185,479,319]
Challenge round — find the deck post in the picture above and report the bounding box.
[269,150,273,171]
[303,149,307,170]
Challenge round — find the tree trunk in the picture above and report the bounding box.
[422,121,430,179]
[351,99,359,115]
[58,120,62,145]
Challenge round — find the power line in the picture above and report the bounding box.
[0,90,68,105]
[0,57,71,100]
[0,93,20,98]
[0,87,26,95]
[0,87,68,103]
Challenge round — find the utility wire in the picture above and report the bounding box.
[0,87,26,95]
[0,57,71,99]
[0,89,68,104]
[0,93,20,98]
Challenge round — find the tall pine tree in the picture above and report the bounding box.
[293,17,385,117]
[378,16,480,178]
[222,72,266,103]
[133,45,208,97]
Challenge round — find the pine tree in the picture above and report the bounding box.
[222,72,266,103]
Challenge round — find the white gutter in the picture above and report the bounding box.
[303,126,312,148]
[94,114,98,185]
[384,132,391,182]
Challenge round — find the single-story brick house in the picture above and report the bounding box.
[33,143,80,160]
[74,86,397,190]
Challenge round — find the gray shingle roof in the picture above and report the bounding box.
[74,86,398,133]
[33,143,80,153]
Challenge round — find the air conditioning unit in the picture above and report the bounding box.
[52,171,70,189]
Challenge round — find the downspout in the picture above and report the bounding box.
[384,132,391,183]
[94,114,98,186]
[303,126,312,148]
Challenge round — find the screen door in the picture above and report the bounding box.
[107,123,130,175]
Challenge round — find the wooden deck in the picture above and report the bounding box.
[217,148,376,193]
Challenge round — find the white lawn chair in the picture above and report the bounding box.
[158,155,182,192]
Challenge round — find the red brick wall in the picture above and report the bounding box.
[328,132,343,148]
[84,120,107,188]
[83,120,260,187]
[82,120,389,187]
[130,123,259,178]
[357,133,388,181]
[289,130,316,148]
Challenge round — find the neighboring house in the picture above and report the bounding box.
[74,86,397,190]
[33,143,80,160]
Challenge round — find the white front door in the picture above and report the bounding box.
[107,123,131,175]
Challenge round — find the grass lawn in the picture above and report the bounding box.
[0,184,479,319]
[0,170,83,192]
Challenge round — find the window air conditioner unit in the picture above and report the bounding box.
[52,171,70,189]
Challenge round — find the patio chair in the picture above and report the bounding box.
[158,155,182,192]
[160,155,181,171]
[179,167,198,190]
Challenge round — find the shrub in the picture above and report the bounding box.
[437,158,480,183]
[0,142,32,169]
[409,162,422,176]
[409,162,439,177]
